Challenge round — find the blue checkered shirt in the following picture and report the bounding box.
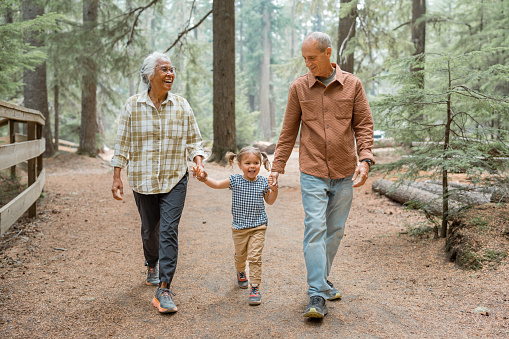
[229,174,270,230]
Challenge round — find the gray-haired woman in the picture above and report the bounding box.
[111,52,206,313]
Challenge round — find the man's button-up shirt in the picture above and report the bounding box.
[272,64,374,179]
[111,91,205,194]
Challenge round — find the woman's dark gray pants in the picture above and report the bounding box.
[133,173,188,287]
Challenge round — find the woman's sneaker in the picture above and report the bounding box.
[237,271,248,289]
[248,284,261,306]
[152,287,177,313]
[326,280,342,300]
[146,266,160,286]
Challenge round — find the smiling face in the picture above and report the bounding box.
[238,152,262,181]
[301,38,332,77]
[149,59,175,94]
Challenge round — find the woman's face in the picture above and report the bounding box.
[149,59,175,93]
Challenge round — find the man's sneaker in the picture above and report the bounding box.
[326,280,342,300]
[248,284,262,306]
[152,287,177,313]
[304,296,328,318]
[237,271,248,289]
[146,266,160,286]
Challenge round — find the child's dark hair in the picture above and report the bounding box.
[225,146,271,171]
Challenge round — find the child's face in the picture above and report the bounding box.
[238,153,261,181]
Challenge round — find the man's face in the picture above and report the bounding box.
[149,60,175,93]
[301,39,332,77]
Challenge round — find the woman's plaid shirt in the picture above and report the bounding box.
[111,91,205,194]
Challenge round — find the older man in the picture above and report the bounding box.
[269,32,374,318]
[111,52,205,313]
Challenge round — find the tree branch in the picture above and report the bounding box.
[127,0,161,46]
[165,8,213,53]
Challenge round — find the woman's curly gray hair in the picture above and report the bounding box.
[140,52,172,91]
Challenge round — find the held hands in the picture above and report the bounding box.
[352,161,370,188]
[268,172,279,191]
[192,165,208,182]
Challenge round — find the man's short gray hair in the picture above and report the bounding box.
[140,52,172,91]
[303,32,332,52]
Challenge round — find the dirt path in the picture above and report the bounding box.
[1,151,508,338]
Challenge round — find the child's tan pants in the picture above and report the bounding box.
[231,225,267,285]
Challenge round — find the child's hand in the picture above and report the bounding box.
[192,166,208,182]
[268,176,278,191]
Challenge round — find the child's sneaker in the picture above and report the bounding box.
[248,284,261,306]
[237,271,248,289]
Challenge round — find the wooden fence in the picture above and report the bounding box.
[0,100,46,235]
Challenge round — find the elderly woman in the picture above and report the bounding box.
[111,52,206,313]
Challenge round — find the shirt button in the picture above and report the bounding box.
[328,158,332,161]
[326,125,329,129]
[324,93,327,96]
[324,109,328,112]
[328,141,331,145]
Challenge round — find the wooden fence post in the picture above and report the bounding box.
[27,121,37,217]
[9,119,16,178]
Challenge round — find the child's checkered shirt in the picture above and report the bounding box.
[229,174,270,230]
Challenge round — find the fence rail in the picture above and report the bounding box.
[0,100,45,235]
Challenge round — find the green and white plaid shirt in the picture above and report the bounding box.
[111,91,205,194]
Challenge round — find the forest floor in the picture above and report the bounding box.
[0,149,508,338]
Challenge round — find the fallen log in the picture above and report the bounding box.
[252,141,276,154]
[404,181,490,206]
[372,179,464,216]
[490,187,509,203]
[426,180,495,194]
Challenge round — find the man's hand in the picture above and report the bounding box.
[269,171,279,190]
[112,167,124,200]
[352,161,370,188]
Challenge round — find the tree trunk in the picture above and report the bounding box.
[209,0,236,163]
[54,74,59,151]
[79,0,98,157]
[411,0,426,88]
[22,1,55,157]
[441,60,452,238]
[337,0,357,73]
[372,179,464,216]
[259,2,272,140]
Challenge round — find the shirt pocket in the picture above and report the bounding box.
[164,111,184,139]
[334,99,354,119]
[300,100,317,121]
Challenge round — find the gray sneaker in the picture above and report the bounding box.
[304,296,328,318]
[326,280,342,300]
[248,284,261,306]
[152,287,177,313]
[237,271,249,289]
[146,265,160,286]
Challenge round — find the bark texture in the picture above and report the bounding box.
[79,0,98,157]
[210,0,236,163]
[22,1,55,157]
[372,179,464,216]
[337,0,357,73]
[259,2,272,140]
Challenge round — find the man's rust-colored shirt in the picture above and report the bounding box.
[272,63,374,179]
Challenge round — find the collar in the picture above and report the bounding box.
[307,63,344,88]
[137,90,175,108]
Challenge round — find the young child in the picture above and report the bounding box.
[194,146,278,305]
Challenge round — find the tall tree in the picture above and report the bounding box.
[22,0,55,157]
[337,0,357,73]
[259,1,272,140]
[209,0,236,162]
[79,0,98,156]
[411,0,426,88]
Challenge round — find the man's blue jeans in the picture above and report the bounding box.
[300,171,354,299]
